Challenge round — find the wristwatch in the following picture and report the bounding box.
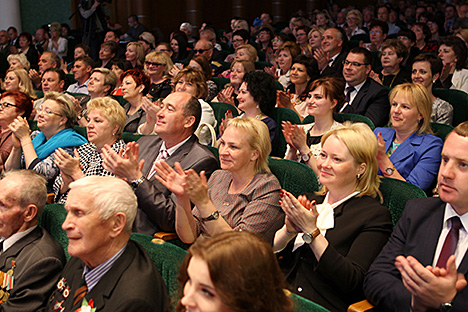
[384,166,395,176]
[439,302,453,312]
[130,176,145,190]
[301,151,313,162]
[302,228,321,244]
[201,210,219,222]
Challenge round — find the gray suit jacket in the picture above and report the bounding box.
[0,227,66,312]
[133,134,219,234]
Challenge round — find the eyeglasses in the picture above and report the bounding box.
[145,61,164,67]
[259,31,269,36]
[0,102,17,109]
[342,60,369,67]
[370,30,382,34]
[232,39,244,43]
[347,17,358,21]
[193,48,210,54]
[37,107,62,116]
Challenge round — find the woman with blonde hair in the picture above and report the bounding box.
[177,231,293,312]
[47,22,68,59]
[7,53,30,71]
[308,27,324,53]
[53,97,127,203]
[5,91,87,191]
[274,122,392,311]
[235,44,257,63]
[214,60,255,109]
[4,68,37,100]
[374,83,443,191]
[346,9,366,39]
[144,51,173,99]
[155,117,284,244]
[126,42,145,69]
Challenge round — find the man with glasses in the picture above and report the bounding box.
[192,39,225,76]
[315,27,348,78]
[341,47,390,127]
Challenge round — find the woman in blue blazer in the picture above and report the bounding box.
[374,83,443,192]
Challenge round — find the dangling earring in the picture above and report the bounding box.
[357,173,362,179]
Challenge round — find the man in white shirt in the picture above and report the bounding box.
[66,56,94,95]
[364,122,468,312]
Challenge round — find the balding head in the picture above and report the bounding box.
[194,39,213,60]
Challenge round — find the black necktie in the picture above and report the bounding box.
[345,86,355,104]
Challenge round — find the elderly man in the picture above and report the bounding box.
[0,30,12,57]
[193,39,225,75]
[364,121,468,311]
[341,47,390,127]
[101,92,218,235]
[44,176,169,311]
[315,28,347,78]
[29,51,61,89]
[0,170,66,311]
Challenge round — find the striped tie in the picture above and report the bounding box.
[73,280,87,306]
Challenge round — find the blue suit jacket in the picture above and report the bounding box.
[364,197,468,312]
[374,127,443,191]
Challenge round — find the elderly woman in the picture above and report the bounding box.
[156,117,284,244]
[139,67,216,145]
[18,32,39,68]
[4,92,87,190]
[438,36,468,93]
[412,53,453,125]
[214,60,255,109]
[308,27,324,53]
[0,91,33,171]
[4,68,37,100]
[274,122,393,311]
[53,97,126,203]
[277,55,320,119]
[374,83,443,191]
[346,9,366,39]
[47,22,68,59]
[125,42,145,69]
[144,51,173,100]
[120,68,151,133]
[372,39,411,88]
[177,231,293,312]
[284,77,344,174]
[235,44,257,63]
[7,53,30,71]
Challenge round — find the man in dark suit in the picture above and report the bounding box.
[341,47,390,127]
[0,170,66,311]
[314,27,347,79]
[364,122,468,312]
[44,176,169,312]
[102,92,218,235]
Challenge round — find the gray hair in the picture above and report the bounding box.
[2,170,47,219]
[68,176,137,233]
[180,22,193,34]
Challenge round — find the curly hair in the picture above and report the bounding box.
[242,71,276,117]
[120,68,151,96]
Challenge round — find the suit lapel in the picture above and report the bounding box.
[349,78,370,110]
[389,132,421,164]
[0,227,42,270]
[163,135,196,168]
[140,137,163,176]
[419,201,445,266]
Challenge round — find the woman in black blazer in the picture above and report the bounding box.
[274,122,393,311]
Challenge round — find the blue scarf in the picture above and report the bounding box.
[32,128,88,160]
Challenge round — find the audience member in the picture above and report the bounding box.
[341,47,390,127]
[0,170,66,310]
[365,121,468,312]
[438,36,468,93]
[101,92,218,234]
[120,68,150,133]
[67,55,94,95]
[315,28,347,78]
[274,122,392,311]
[374,83,443,192]
[47,22,68,60]
[44,176,169,311]
[412,53,453,125]
[125,42,145,69]
[144,51,173,100]
[156,117,284,243]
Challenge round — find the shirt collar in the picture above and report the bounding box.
[1,226,37,252]
[161,135,192,156]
